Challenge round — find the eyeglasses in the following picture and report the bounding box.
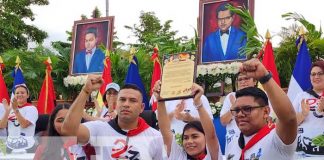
[230,105,265,116]
[310,72,324,77]
[218,16,232,22]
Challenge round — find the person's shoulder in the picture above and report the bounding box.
[144,126,162,136]
[206,29,220,38]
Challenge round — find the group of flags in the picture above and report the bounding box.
[0,56,56,114]
[0,28,313,114]
[0,46,162,114]
[258,29,312,101]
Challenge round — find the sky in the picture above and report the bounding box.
[29,0,324,49]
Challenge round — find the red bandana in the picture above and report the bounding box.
[240,123,275,160]
[111,117,149,158]
[194,152,207,160]
[18,103,32,108]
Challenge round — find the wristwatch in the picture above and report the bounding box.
[259,71,272,84]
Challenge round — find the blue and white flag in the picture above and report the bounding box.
[125,56,149,110]
[287,36,312,101]
[11,66,26,99]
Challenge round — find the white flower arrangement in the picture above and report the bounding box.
[197,62,242,76]
[63,75,88,87]
[210,102,223,117]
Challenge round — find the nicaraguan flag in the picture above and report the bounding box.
[125,56,149,110]
[287,36,312,101]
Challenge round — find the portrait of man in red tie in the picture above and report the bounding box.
[70,17,114,75]
[199,0,253,63]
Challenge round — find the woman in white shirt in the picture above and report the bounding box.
[1,84,38,153]
[154,81,221,160]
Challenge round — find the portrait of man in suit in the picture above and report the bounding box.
[70,17,114,75]
[200,0,251,63]
[73,27,105,74]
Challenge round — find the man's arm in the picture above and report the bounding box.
[61,75,103,144]
[242,59,297,145]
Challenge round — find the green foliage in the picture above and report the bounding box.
[91,6,102,18]
[312,134,324,147]
[0,0,49,53]
[2,47,59,100]
[125,11,197,54]
[275,12,324,87]
[227,4,263,58]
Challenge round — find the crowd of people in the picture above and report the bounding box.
[0,58,324,159]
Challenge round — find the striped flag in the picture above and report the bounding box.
[125,55,149,110]
[149,47,161,111]
[37,57,56,114]
[97,50,113,107]
[0,56,10,102]
[287,35,312,101]
[11,56,26,99]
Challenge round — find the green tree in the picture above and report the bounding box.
[275,12,324,87]
[124,11,194,54]
[0,0,49,53]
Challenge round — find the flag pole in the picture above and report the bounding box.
[106,0,109,17]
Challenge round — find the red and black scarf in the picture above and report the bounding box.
[239,123,275,160]
[109,117,149,158]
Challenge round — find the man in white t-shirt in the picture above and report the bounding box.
[62,75,165,160]
[220,72,257,155]
[225,59,297,160]
[164,96,213,137]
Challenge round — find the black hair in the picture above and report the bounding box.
[236,87,269,106]
[42,103,71,160]
[14,84,32,103]
[121,83,143,99]
[86,27,98,37]
[181,121,205,141]
[102,90,109,108]
[216,3,234,17]
[182,121,207,158]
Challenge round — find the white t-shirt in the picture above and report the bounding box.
[7,105,38,150]
[220,92,240,155]
[225,129,297,160]
[169,136,222,160]
[83,120,166,160]
[220,92,275,155]
[100,107,109,118]
[164,95,213,136]
[293,91,324,156]
[0,103,7,137]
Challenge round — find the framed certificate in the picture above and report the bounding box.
[159,52,197,101]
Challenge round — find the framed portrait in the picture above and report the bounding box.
[69,17,114,75]
[198,0,254,64]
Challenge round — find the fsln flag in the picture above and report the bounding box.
[149,47,162,111]
[97,52,113,107]
[37,58,56,114]
[0,56,10,102]
[261,39,281,86]
[125,56,149,110]
[287,36,312,101]
[11,56,26,98]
